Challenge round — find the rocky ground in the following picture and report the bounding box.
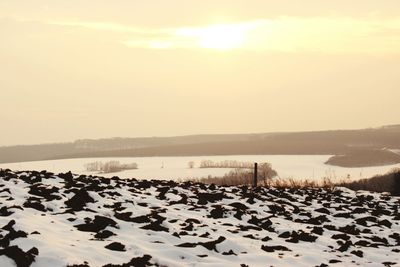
[0,169,399,267]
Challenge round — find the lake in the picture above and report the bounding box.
[1,155,399,182]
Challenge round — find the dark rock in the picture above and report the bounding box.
[199,232,210,238]
[222,249,237,255]
[185,218,201,224]
[156,187,169,200]
[181,223,194,231]
[115,212,151,224]
[370,235,388,245]
[197,192,225,205]
[331,234,351,241]
[354,240,371,247]
[352,207,367,214]
[337,241,352,252]
[23,201,46,212]
[177,236,226,252]
[105,242,126,252]
[378,219,392,228]
[312,227,324,235]
[94,230,115,239]
[0,225,28,247]
[389,233,400,245]
[355,216,377,226]
[278,231,291,239]
[338,225,360,235]
[229,202,249,210]
[261,236,272,242]
[261,245,291,252]
[351,250,363,258]
[65,189,95,211]
[140,217,168,232]
[315,208,330,214]
[2,219,16,231]
[67,263,90,267]
[0,246,38,267]
[0,206,13,216]
[247,216,272,230]
[28,184,60,201]
[209,205,225,219]
[102,254,152,267]
[199,236,226,251]
[75,216,118,232]
[382,262,397,267]
[176,242,197,248]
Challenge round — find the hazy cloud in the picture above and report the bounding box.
[41,17,400,54]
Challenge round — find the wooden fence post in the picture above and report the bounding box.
[253,162,258,187]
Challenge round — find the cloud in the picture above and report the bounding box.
[48,20,169,35]
[12,16,400,54]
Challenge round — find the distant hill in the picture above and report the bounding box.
[1,125,400,167]
[0,134,264,164]
[325,149,400,167]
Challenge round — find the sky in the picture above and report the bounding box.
[1,0,400,146]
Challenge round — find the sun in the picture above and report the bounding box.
[176,23,251,50]
[198,24,245,50]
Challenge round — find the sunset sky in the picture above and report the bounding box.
[1,0,400,145]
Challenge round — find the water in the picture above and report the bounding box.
[1,155,398,181]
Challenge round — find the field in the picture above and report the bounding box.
[0,169,399,267]
[1,155,399,182]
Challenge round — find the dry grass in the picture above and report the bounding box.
[269,177,335,190]
[336,168,400,196]
[189,168,336,190]
[190,168,400,195]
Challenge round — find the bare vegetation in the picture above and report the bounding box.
[187,161,195,169]
[336,168,400,196]
[193,172,335,190]
[192,167,400,195]
[199,160,254,169]
[192,163,279,186]
[84,161,138,173]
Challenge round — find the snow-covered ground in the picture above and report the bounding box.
[0,155,399,182]
[0,169,399,267]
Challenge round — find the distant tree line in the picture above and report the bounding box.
[199,160,254,169]
[84,161,138,173]
[193,162,278,186]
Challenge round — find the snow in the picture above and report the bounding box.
[0,169,399,267]
[1,155,399,182]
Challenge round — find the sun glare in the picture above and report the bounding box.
[176,23,254,50]
[198,25,245,50]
